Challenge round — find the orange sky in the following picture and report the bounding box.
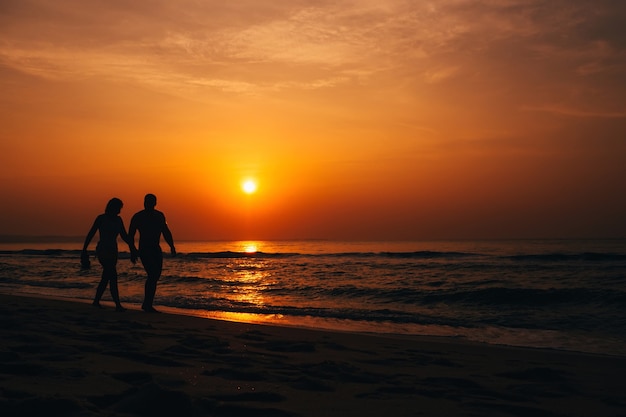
[1,0,625,240]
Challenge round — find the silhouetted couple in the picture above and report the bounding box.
[82,194,176,313]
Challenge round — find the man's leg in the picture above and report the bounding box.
[141,254,163,312]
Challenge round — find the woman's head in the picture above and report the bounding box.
[105,198,123,215]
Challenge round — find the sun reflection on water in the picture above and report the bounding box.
[225,258,272,309]
[240,241,260,254]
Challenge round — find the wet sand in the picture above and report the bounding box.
[1,293,625,416]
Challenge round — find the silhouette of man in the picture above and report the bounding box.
[129,193,176,313]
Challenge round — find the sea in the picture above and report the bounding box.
[1,239,625,356]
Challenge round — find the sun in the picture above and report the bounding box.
[242,179,258,194]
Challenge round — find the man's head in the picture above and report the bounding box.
[144,193,157,210]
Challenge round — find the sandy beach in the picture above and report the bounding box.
[1,294,625,417]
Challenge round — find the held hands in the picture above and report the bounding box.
[130,247,139,264]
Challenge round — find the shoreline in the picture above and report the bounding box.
[2,293,626,416]
[6,290,624,358]
[0,291,495,349]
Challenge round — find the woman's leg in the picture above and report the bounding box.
[95,252,124,310]
[108,265,125,311]
[93,272,109,307]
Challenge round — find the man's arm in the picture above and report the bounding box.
[128,215,138,262]
[128,215,137,242]
[162,219,176,256]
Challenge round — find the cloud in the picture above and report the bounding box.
[1,0,625,105]
[523,104,626,119]
[423,66,460,84]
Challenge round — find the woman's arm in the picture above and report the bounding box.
[81,216,100,269]
[82,216,100,252]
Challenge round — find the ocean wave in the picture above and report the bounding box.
[504,252,626,262]
[0,249,77,257]
[291,285,626,309]
[2,249,483,260]
[158,296,455,326]
[0,249,135,260]
[184,251,300,259]
[3,248,626,264]
[419,287,626,307]
[0,275,92,289]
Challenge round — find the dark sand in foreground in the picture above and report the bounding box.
[1,294,625,416]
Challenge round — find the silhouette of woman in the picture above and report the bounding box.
[82,198,137,311]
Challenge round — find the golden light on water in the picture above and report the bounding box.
[241,242,259,253]
[225,258,271,311]
[197,311,286,325]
